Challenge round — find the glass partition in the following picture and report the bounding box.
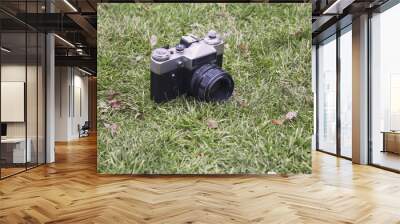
[0,2,46,179]
[317,35,337,154]
[1,30,28,177]
[370,3,400,171]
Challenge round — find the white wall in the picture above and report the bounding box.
[1,63,46,164]
[55,67,89,141]
[1,65,40,137]
[55,66,69,141]
[73,73,89,137]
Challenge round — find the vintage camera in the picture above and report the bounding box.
[150,30,234,103]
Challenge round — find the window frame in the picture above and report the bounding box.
[367,0,400,173]
[315,22,353,161]
[0,0,48,180]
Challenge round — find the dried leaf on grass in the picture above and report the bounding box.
[237,99,248,108]
[271,119,284,126]
[271,111,298,126]
[291,29,303,37]
[135,112,145,120]
[206,119,218,129]
[238,43,249,54]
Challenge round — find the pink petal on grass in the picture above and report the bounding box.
[110,123,118,136]
[104,123,118,136]
[285,111,298,121]
[108,99,121,110]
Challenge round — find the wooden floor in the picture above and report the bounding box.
[0,167,26,178]
[1,135,400,223]
[373,150,400,171]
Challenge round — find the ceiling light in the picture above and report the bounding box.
[78,67,93,76]
[76,48,87,56]
[1,47,11,53]
[63,0,78,12]
[54,34,75,48]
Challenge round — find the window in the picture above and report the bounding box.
[339,26,352,158]
[317,35,337,154]
[370,3,400,171]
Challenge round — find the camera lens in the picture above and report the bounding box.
[190,64,234,102]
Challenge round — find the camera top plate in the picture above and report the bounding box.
[150,31,225,75]
[180,35,200,48]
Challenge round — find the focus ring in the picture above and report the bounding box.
[190,64,217,98]
[197,68,225,100]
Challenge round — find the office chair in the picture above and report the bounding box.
[79,121,90,138]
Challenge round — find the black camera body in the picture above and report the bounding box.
[150,30,234,103]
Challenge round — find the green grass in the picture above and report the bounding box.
[97,3,312,174]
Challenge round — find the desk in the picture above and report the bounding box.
[1,138,31,163]
[382,131,400,154]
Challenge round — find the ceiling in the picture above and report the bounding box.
[0,0,98,75]
[312,0,390,43]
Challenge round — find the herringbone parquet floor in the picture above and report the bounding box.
[1,135,400,223]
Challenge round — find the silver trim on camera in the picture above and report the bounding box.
[151,31,224,75]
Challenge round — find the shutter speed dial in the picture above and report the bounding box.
[204,30,221,45]
[152,48,170,62]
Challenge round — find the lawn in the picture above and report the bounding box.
[97,3,312,174]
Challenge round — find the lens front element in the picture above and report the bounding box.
[191,64,234,102]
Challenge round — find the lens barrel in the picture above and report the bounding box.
[190,64,234,102]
